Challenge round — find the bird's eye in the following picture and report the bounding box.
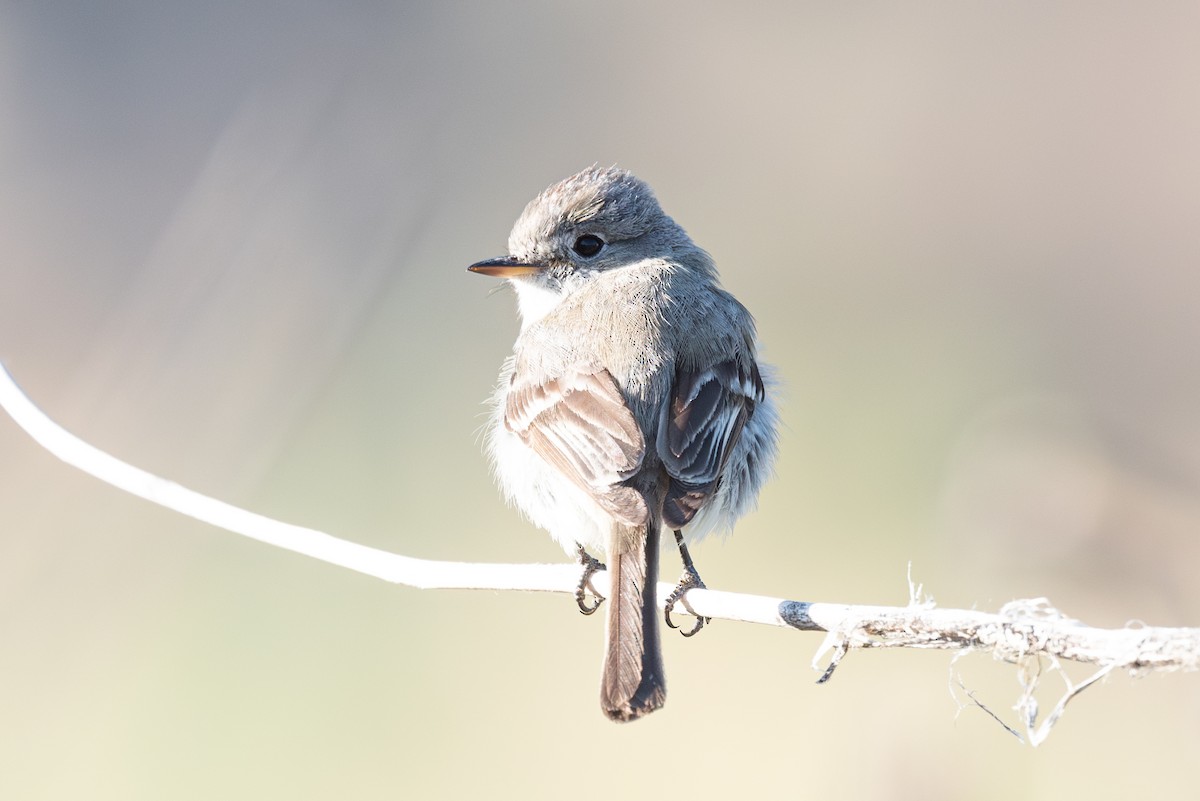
[572,234,605,258]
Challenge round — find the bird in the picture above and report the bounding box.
[468,166,778,721]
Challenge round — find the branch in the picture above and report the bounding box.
[2,362,1196,742]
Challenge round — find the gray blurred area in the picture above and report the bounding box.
[2,2,1198,799]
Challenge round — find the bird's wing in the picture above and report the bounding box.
[656,358,764,529]
[504,368,648,526]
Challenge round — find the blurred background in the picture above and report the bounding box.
[2,1,1198,798]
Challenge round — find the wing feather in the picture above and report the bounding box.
[657,358,764,528]
[505,368,647,525]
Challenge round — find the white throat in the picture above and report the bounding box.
[512,279,566,331]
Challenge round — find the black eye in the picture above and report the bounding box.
[572,234,604,258]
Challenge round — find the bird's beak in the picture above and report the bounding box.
[467,256,546,278]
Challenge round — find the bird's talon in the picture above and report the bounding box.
[665,607,680,630]
[575,589,603,615]
[574,545,607,615]
[663,567,710,636]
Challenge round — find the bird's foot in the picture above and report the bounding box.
[664,564,710,637]
[574,544,606,615]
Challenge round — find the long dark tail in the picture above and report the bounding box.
[600,517,665,721]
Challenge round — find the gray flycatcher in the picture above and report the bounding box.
[469,166,778,721]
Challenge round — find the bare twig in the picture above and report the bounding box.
[2,362,1196,741]
[953,676,1023,742]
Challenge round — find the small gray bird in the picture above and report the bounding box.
[469,166,777,721]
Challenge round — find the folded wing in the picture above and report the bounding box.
[657,359,764,529]
[505,368,648,526]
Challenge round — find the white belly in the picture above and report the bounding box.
[487,403,614,554]
[483,358,779,556]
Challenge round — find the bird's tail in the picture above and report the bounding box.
[600,517,666,721]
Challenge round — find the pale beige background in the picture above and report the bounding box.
[2,2,1198,799]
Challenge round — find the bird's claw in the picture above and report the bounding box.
[574,545,606,615]
[664,566,710,637]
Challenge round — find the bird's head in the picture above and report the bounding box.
[468,166,701,326]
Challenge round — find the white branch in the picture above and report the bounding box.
[2,362,1197,741]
